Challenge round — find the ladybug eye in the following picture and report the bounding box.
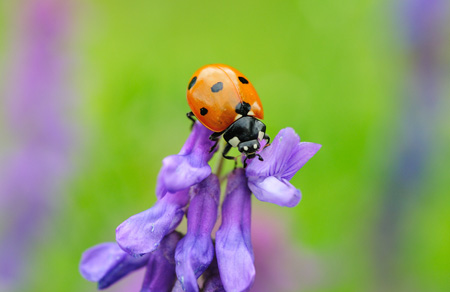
[238,76,249,84]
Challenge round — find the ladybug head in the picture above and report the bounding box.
[238,139,260,158]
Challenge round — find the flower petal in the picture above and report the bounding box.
[175,174,220,292]
[281,142,322,180]
[202,258,225,292]
[116,189,189,256]
[215,169,255,292]
[171,281,185,292]
[141,232,182,292]
[79,242,149,289]
[98,256,149,290]
[158,155,212,196]
[156,122,217,198]
[248,176,301,207]
[80,243,125,282]
[245,128,320,207]
[246,128,321,179]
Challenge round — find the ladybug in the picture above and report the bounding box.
[186,64,270,166]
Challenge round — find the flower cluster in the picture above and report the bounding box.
[80,122,321,292]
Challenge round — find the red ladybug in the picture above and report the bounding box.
[186,64,270,165]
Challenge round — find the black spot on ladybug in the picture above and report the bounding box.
[238,76,249,84]
[211,82,223,93]
[200,107,208,115]
[188,76,197,90]
[235,102,251,116]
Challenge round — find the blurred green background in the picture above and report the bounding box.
[1,0,449,291]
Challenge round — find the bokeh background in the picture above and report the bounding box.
[1,0,449,291]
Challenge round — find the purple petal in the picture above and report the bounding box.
[116,189,189,256]
[171,281,185,292]
[79,242,149,289]
[282,142,322,180]
[202,277,225,292]
[175,175,220,292]
[202,258,225,292]
[80,243,124,282]
[141,232,182,292]
[98,256,149,289]
[245,128,321,207]
[246,128,321,180]
[156,122,217,198]
[215,169,255,292]
[157,155,211,197]
[248,176,301,207]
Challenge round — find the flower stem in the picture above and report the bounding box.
[214,150,225,179]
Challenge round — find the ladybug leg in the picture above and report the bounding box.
[222,144,239,169]
[222,144,238,168]
[263,133,271,148]
[210,139,219,153]
[256,154,264,161]
[243,155,262,168]
[186,112,196,129]
[209,132,223,153]
[222,144,234,160]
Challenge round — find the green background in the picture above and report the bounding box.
[1,0,449,291]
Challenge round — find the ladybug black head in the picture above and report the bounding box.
[221,116,269,163]
[238,139,260,157]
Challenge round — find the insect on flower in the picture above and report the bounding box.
[186,64,270,167]
[79,64,322,292]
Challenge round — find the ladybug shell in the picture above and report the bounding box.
[186,64,264,132]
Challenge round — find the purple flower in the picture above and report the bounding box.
[0,0,73,287]
[215,169,255,292]
[80,242,150,289]
[174,174,220,292]
[171,281,186,292]
[156,121,217,199]
[202,258,225,292]
[80,232,182,291]
[80,124,321,292]
[141,232,181,292]
[116,189,189,256]
[246,128,321,207]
